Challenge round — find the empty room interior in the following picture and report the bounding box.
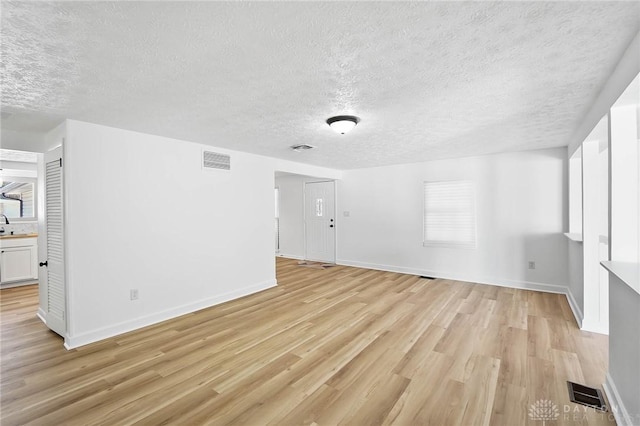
[1,2,639,425]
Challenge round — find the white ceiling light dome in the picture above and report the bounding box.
[326,115,360,134]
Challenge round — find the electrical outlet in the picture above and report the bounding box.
[528,261,536,270]
[130,289,139,300]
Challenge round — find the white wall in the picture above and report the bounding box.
[0,128,49,153]
[275,175,306,259]
[567,241,584,323]
[610,103,639,263]
[0,160,38,173]
[61,120,340,347]
[337,148,569,292]
[568,149,582,234]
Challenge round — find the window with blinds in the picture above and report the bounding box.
[423,180,477,249]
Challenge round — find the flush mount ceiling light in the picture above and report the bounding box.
[290,143,315,152]
[326,115,360,134]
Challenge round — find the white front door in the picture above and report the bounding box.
[42,146,66,337]
[305,181,335,263]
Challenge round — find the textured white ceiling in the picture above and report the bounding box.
[1,2,639,169]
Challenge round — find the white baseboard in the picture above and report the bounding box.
[603,372,633,426]
[63,279,277,350]
[580,318,609,335]
[562,290,607,335]
[565,288,584,329]
[36,307,47,324]
[336,259,571,294]
[277,253,304,260]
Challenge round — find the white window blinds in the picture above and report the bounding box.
[423,180,476,249]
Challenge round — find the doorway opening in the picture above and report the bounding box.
[274,171,337,270]
[0,148,40,290]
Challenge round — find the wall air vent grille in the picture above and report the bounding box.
[203,151,230,170]
[291,144,315,152]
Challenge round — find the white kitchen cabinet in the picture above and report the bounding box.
[0,237,38,284]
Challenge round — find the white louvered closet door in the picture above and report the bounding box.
[44,147,66,336]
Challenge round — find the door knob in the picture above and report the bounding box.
[330,225,334,228]
[39,261,48,267]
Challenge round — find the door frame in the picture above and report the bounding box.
[303,180,337,263]
[274,186,280,254]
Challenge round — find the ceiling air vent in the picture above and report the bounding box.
[203,150,230,170]
[291,144,315,152]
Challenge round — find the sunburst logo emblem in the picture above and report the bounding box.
[529,399,560,425]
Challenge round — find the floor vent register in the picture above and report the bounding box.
[567,381,607,411]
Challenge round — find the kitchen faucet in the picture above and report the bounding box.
[0,214,8,225]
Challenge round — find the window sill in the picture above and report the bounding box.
[601,261,640,296]
[564,232,583,243]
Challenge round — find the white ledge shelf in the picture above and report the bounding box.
[601,261,640,296]
[564,232,583,242]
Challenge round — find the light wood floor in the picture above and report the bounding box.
[1,258,614,425]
